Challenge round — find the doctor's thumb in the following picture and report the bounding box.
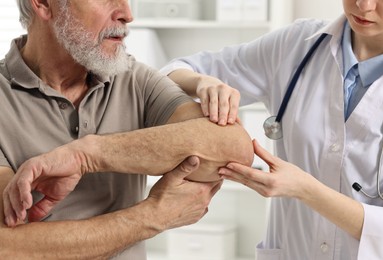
[252,139,275,165]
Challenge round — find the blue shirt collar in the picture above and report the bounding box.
[342,21,383,87]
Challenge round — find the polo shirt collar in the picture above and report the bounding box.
[5,35,113,91]
[5,35,41,90]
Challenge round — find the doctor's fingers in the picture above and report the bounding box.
[199,84,239,125]
[219,165,280,197]
[206,88,220,123]
[219,163,264,185]
[226,90,240,125]
[197,88,211,118]
[213,85,240,125]
[252,139,279,167]
[219,166,267,193]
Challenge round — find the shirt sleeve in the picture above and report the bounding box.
[0,149,11,168]
[358,203,383,259]
[132,62,194,127]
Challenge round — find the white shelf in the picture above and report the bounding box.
[130,19,271,29]
[130,0,294,31]
[148,252,254,260]
[147,175,256,192]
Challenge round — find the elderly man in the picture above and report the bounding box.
[0,0,253,259]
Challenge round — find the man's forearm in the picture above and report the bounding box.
[1,198,161,259]
[1,156,221,258]
[77,117,254,181]
[0,168,161,259]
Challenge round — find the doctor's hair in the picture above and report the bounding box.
[15,0,68,29]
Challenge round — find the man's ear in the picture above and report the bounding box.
[29,0,53,21]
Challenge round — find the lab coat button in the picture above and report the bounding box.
[330,143,340,152]
[320,242,329,253]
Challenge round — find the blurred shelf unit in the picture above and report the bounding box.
[127,0,293,69]
[130,0,293,30]
[130,19,270,29]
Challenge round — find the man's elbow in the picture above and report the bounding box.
[186,122,254,182]
[227,123,254,167]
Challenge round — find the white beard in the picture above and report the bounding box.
[53,4,130,77]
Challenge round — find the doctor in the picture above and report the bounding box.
[160,0,383,259]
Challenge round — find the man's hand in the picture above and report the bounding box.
[3,145,87,227]
[146,156,223,230]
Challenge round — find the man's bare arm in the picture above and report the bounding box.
[1,158,222,259]
[89,111,253,181]
[4,101,253,226]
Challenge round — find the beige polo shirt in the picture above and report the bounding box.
[0,36,193,259]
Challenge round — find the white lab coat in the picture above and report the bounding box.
[161,15,383,260]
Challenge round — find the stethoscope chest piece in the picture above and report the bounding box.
[263,116,283,140]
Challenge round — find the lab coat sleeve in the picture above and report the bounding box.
[159,32,284,106]
[160,18,328,108]
[358,203,383,259]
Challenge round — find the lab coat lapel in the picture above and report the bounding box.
[345,75,383,140]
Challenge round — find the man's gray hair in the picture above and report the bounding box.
[15,0,34,29]
[15,0,68,29]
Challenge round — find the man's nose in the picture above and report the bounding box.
[112,0,134,24]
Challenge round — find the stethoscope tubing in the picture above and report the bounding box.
[275,33,328,123]
[263,33,328,140]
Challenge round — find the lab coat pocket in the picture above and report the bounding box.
[256,242,282,260]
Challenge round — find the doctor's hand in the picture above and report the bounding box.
[167,69,240,126]
[145,156,223,229]
[218,140,314,199]
[195,76,240,126]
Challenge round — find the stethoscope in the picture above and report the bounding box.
[353,146,383,199]
[263,33,328,140]
[262,33,383,200]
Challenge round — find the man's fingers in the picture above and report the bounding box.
[210,180,223,196]
[7,182,27,222]
[170,156,200,181]
[3,191,18,227]
[27,197,57,222]
[17,177,34,210]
